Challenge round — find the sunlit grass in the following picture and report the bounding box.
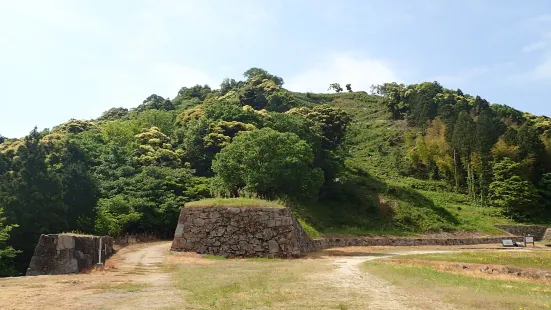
[395,251,551,270]
[363,260,551,310]
[185,198,285,209]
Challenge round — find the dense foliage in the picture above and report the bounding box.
[0,68,550,276]
[373,82,551,217]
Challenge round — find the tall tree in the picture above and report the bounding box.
[0,206,19,277]
[474,110,506,204]
[452,111,475,194]
[59,140,100,232]
[0,128,67,273]
[489,158,539,218]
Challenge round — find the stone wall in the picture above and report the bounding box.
[543,228,551,242]
[496,225,549,240]
[171,207,312,258]
[171,206,532,258]
[311,236,525,250]
[26,234,114,276]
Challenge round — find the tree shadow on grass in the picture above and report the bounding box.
[306,251,399,259]
[342,165,460,231]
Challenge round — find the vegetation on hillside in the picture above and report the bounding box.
[185,198,284,209]
[0,67,550,275]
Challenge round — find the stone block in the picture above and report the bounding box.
[27,234,114,276]
[56,235,75,250]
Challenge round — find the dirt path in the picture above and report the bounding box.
[77,241,182,310]
[327,251,458,310]
[0,242,463,310]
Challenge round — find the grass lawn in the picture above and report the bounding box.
[394,251,551,271]
[363,256,551,310]
[185,198,285,209]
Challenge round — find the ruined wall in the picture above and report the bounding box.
[543,228,551,242]
[311,236,525,250]
[171,207,313,258]
[496,225,549,240]
[171,206,530,258]
[26,234,114,276]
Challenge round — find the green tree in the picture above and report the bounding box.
[517,122,547,182]
[59,140,99,232]
[219,78,242,95]
[328,83,343,93]
[345,84,352,92]
[243,68,284,87]
[489,158,539,218]
[98,107,129,121]
[0,207,19,277]
[212,128,324,199]
[0,128,68,272]
[287,105,351,150]
[474,110,506,204]
[134,127,182,168]
[136,94,175,112]
[371,82,408,120]
[451,111,475,193]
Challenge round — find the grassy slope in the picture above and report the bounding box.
[289,91,517,235]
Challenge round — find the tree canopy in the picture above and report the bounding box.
[1,67,550,276]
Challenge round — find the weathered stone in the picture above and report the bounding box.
[171,206,530,258]
[27,234,114,276]
[268,240,279,253]
[56,235,75,250]
[174,223,185,237]
[542,228,551,242]
[171,207,312,258]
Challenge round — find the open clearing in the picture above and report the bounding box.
[0,242,550,310]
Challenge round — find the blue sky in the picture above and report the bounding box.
[1,0,551,138]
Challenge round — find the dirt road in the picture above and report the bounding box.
[328,251,458,310]
[0,242,460,310]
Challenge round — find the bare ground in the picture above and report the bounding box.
[0,241,182,310]
[1,242,540,310]
[318,251,459,310]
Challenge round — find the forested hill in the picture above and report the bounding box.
[1,67,551,275]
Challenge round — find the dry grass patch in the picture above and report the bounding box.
[171,258,371,309]
[91,282,152,293]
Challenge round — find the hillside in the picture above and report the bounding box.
[1,68,550,275]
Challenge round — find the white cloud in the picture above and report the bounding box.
[532,14,551,23]
[523,41,548,52]
[285,52,397,93]
[528,54,551,80]
[432,62,515,87]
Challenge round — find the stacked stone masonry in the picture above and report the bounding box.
[171,207,312,258]
[496,225,549,241]
[171,206,532,258]
[26,234,114,276]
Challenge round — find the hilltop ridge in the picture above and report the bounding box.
[1,68,550,275]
